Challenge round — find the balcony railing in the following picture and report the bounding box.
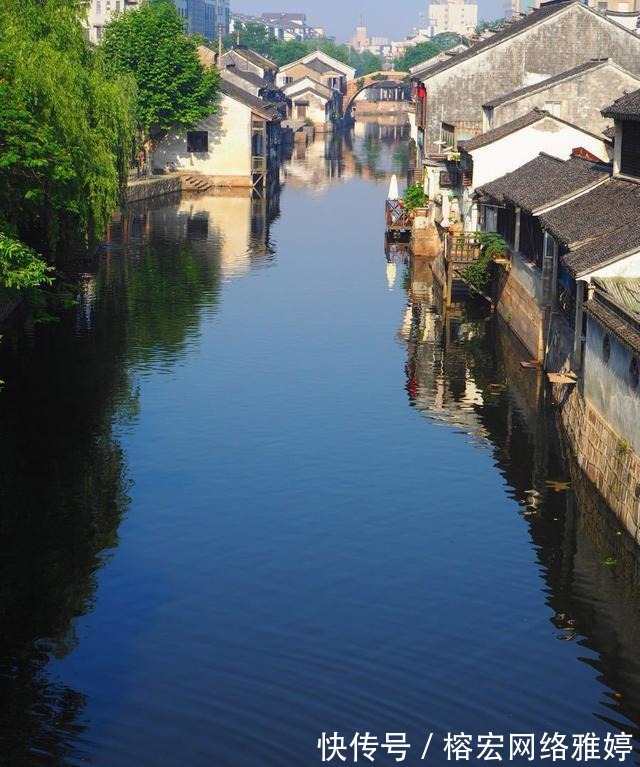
[446,232,481,264]
[385,200,413,231]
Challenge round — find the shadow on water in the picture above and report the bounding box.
[401,252,640,745]
[3,119,640,764]
[0,184,282,764]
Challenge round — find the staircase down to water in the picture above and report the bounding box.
[181,175,213,193]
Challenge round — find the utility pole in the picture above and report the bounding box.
[218,23,223,69]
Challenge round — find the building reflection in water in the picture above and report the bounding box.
[400,254,640,743]
[281,116,412,192]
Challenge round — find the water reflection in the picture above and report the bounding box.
[5,119,640,767]
[400,253,640,745]
[282,116,412,191]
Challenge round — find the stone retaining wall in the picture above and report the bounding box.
[126,175,181,204]
[495,264,545,360]
[555,384,640,542]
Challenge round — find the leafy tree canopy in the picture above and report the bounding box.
[225,23,382,75]
[394,33,466,71]
[0,0,136,285]
[395,41,441,71]
[101,0,220,140]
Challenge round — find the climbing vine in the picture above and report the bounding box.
[459,232,507,297]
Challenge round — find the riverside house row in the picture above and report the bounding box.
[406,0,640,540]
[153,45,356,186]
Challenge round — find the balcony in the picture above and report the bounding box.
[385,200,413,233]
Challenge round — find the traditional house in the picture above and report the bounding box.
[481,59,640,135]
[431,109,611,231]
[282,77,342,129]
[220,67,288,116]
[276,51,356,94]
[475,89,640,366]
[475,153,611,360]
[221,46,279,83]
[582,278,640,455]
[410,0,640,161]
[153,80,281,188]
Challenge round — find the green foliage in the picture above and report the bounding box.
[432,32,467,49]
[402,183,427,210]
[618,438,630,455]
[101,0,220,139]
[394,33,465,71]
[224,23,381,75]
[459,232,507,296]
[0,0,137,281]
[395,41,441,71]
[0,233,53,289]
[476,18,506,34]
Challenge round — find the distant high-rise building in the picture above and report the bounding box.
[85,0,230,44]
[427,0,478,37]
[85,0,140,43]
[350,26,369,52]
[174,0,230,41]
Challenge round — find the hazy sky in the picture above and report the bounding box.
[235,1,504,42]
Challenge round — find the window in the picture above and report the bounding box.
[441,122,455,151]
[544,101,561,117]
[283,76,293,84]
[621,120,640,178]
[603,333,611,363]
[630,356,639,389]
[187,131,208,152]
[485,207,498,233]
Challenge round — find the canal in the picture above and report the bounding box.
[1,119,640,767]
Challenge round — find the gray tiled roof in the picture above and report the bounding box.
[585,287,640,354]
[482,59,609,108]
[541,177,640,250]
[477,153,609,212]
[232,46,277,69]
[562,216,640,276]
[459,109,547,151]
[411,1,575,79]
[228,68,271,89]
[220,80,281,120]
[602,88,640,121]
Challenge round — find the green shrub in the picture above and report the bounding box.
[402,183,427,211]
[459,232,507,296]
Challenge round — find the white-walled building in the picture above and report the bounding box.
[85,0,139,43]
[427,0,478,38]
[153,81,281,187]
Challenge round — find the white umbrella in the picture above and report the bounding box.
[387,174,399,200]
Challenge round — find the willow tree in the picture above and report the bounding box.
[0,0,137,283]
[100,0,220,144]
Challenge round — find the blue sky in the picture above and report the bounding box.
[235,1,504,42]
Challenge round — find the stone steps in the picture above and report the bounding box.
[182,175,213,193]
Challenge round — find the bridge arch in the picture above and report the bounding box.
[344,71,408,120]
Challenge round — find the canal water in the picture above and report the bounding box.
[2,119,640,767]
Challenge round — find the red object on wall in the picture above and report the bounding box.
[416,85,427,100]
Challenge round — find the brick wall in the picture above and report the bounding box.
[556,385,640,542]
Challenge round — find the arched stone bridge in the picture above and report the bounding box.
[344,71,408,117]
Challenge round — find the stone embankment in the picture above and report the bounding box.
[126,175,182,204]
